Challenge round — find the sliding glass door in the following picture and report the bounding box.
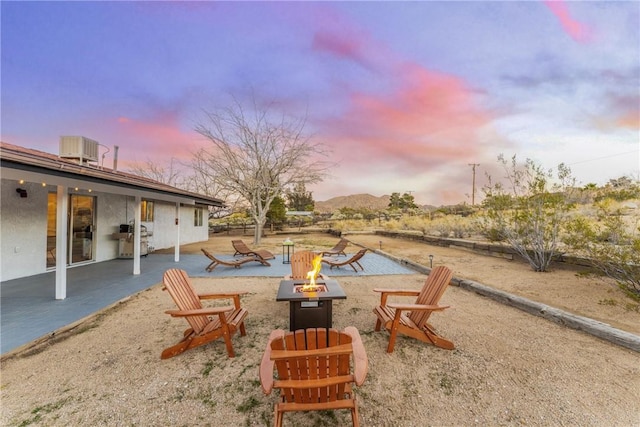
[69,195,95,264]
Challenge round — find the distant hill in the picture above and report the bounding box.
[314,194,391,213]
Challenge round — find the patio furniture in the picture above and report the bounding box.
[231,239,275,261]
[286,250,327,280]
[320,238,349,257]
[259,327,368,427]
[161,268,248,359]
[373,265,454,352]
[201,248,270,271]
[322,249,368,272]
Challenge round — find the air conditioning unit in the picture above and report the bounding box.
[59,136,99,164]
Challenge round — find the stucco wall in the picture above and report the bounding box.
[1,181,211,281]
[146,202,209,251]
[1,180,49,281]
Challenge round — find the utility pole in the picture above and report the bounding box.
[468,163,480,205]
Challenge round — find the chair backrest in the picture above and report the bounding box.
[333,238,349,251]
[409,266,453,328]
[270,329,354,404]
[289,250,318,280]
[350,248,367,262]
[232,240,251,254]
[163,269,209,334]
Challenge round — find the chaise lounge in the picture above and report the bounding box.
[231,239,276,262]
[202,248,270,271]
[322,248,368,272]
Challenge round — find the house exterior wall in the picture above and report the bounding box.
[1,179,211,282]
[1,180,49,280]
[145,202,209,250]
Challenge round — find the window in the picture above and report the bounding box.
[194,207,204,227]
[141,200,154,222]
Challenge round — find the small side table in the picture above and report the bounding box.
[282,243,294,264]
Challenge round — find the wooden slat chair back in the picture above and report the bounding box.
[164,268,209,333]
[321,238,349,257]
[231,239,253,256]
[161,268,248,359]
[260,327,368,427]
[288,250,318,280]
[373,265,454,353]
[408,265,453,328]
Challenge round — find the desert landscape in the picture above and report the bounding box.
[1,232,639,426]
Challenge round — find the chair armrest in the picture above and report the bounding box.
[343,326,368,386]
[198,291,248,299]
[373,289,420,305]
[387,303,450,312]
[373,289,421,296]
[199,292,248,309]
[259,329,286,394]
[165,305,234,317]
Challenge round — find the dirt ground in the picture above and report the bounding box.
[1,232,639,426]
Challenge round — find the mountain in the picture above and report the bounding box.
[314,194,391,213]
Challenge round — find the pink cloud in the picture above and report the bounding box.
[108,112,205,166]
[312,30,371,69]
[542,0,592,43]
[324,61,492,175]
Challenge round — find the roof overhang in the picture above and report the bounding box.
[1,143,225,207]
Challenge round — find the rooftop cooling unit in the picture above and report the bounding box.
[59,136,99,164]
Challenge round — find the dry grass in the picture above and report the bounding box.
[1,232,639,426]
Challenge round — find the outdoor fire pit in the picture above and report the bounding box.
[276,279,346,331]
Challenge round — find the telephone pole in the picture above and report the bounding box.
[468,163,480,205]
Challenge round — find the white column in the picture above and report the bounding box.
[133,196,141,275]
[55,186,68,300]
[174,202,180,262]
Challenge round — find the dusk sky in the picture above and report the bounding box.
[2,1,639,206]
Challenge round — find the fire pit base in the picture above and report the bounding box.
[289,300,332,331]
[276,279,347,332]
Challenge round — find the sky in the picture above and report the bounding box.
[1,1,639,206]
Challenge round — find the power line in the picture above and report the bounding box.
[566,150,639,166]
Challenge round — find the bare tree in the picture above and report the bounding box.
[127,157,184,186]
[193,98,330,243]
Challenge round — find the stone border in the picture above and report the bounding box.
[359,245,640,353]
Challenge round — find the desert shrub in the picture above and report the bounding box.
[477,155,577,272]
[565,205,640,301]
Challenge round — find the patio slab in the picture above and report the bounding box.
[1,252,414,355]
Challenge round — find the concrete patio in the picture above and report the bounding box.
[1,251,415,355]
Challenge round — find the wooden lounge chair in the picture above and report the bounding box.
[201,248,270,272]
[322,249,368,272]
[286,250,328,280]
[231,239,275,261]
[259,327,368,427]
[161,268,248,359]
[373,265,454,353]
[320,238,349,257]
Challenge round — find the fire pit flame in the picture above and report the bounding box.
[301,254,323,292]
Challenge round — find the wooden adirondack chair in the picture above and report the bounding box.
[322,249,368,272]
[373,265,454,352]
[201,248,270,271]
[259,327,368,427]
[286,250,327,280]
[161,268,248,359]
[320,238,349,257]
[231,239,275,261]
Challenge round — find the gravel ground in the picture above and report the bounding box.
[1,233,639,426]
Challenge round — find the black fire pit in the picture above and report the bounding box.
[276,279,346,331]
